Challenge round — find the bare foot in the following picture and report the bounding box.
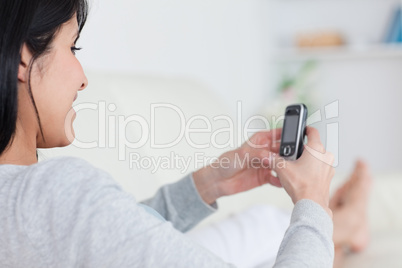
[330,160,373,253]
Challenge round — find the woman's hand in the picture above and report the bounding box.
[271,127,335,217]
[192,129,283,205]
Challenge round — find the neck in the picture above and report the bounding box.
[0,120,38,166]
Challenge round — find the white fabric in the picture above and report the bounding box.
[186,205,292,268]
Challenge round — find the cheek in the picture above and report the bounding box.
[35,77,73,123]
[44,55,80,105]
[32,54,82,143]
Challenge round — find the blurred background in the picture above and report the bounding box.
[75,0,402,175]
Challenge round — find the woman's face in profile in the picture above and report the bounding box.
[19,17,88,148]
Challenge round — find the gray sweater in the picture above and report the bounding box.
[0,156,334,267]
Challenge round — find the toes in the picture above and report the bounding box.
[330,186,347,209]
[354,160,373,192]
[330,178,352,209]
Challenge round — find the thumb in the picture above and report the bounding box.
[269,153,286,174]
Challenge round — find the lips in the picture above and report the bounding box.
[73,93,78,102]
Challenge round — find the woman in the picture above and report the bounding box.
[0,0,369,267]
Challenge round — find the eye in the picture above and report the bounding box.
[71,46,82,55]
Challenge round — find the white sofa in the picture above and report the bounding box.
[41,71,402,268]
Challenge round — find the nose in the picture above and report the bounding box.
[79,75,88,91]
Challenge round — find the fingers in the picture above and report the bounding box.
[260,167,283,188]
[238,128,283,169]
[246,128,282,148]
[270,128,282,153]
[270,140,281,154]
[268,153,287,173]
[268,173,282,188]
[269,128,282,143]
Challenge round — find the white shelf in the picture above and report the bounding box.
[272,44,402,63]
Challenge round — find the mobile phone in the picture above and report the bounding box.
[279,104,308,161]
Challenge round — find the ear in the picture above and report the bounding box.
[18,43,32,83]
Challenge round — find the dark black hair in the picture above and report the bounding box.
[0,0,88,157]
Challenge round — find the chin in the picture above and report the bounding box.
[36,139,74,149]
[36,128,76,149]
[63,124,76,146]
[58,138,74,147]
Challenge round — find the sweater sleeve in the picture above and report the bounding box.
[273,199,335,268]
[140,172,218,232]
[18,156,333,268]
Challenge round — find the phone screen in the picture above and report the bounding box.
[283,115,299,143]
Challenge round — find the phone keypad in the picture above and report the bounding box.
[281,145,295,157]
